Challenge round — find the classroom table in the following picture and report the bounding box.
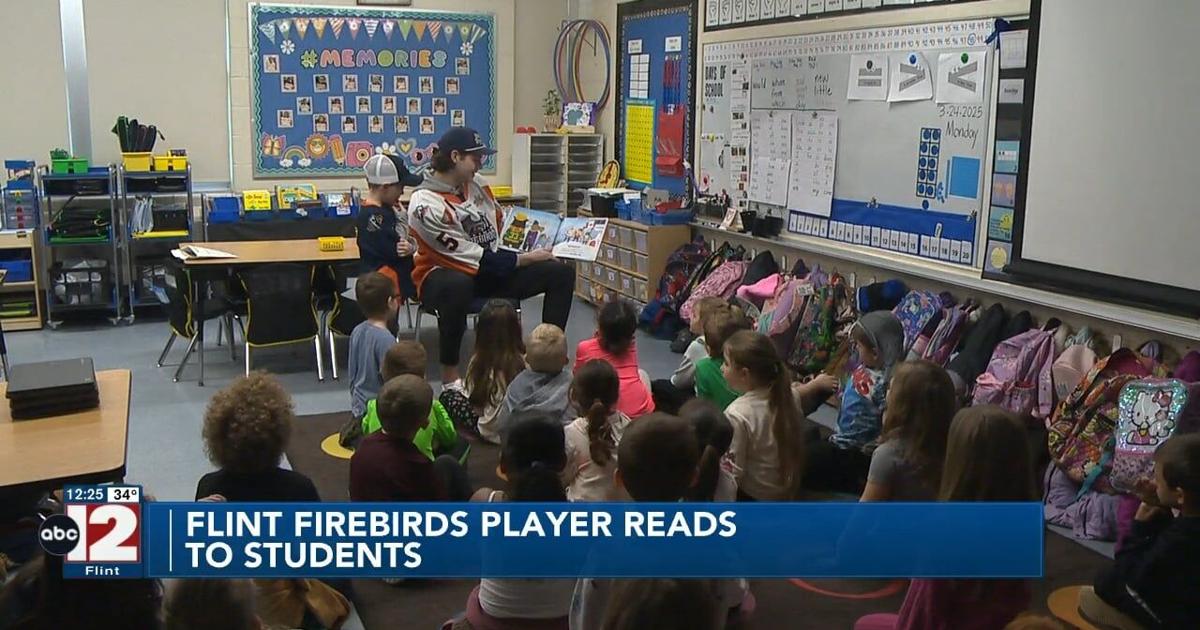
[179,239,360,386]
[0,369,132,492]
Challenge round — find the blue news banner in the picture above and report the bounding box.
[128,503,1042,579]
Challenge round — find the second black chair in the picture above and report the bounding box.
[236,263,324,380]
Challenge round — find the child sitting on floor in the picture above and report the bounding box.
[601,579,720,630]
[563,359,630,502]
[458,411,573,629]
[351,375,469,502]
[196,372,319,502]
[575,298,654,418]
[345,272,400,441]
[653,297,730,414]
[361,340,467,463]
[859,360,957,502]
[497,323,574,433]
[855,405,1037,630]
[679,398,738,502]
[722,331,833,501]
[1080,433,1200,629]
[806,310,905,494]
[443,299,526,444]
[694,307,752,410]
[572,413,747,630]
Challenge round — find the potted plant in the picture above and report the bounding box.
[542,90,562,132]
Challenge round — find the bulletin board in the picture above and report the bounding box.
[699,19,996,267]
[615,1,697,200]
[249,3,496,178]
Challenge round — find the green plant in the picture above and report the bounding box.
[542,90,562,116]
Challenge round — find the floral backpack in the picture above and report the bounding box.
[890,291,942,355]
[1047,347,1166,495]
[757,275,818,358]
[679,261,747,323]
[1109,379,1200,493]
[909,301,975,366]
[971,326,1059,420]
[788,273,855,375]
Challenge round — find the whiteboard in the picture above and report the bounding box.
[700,19,995,267]
[1020,0,1200,293]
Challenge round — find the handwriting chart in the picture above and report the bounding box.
[787,111,838,217]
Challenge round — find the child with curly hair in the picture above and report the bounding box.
[195,373,319,502]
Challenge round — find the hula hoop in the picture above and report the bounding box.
[789,578,908,600]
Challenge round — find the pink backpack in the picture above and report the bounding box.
[890,291,942,355]
[971,327,1058,420]
[1110,378,1200,493]
[679,261,747,323]
[909,302,974,366]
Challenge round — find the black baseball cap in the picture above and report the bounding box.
[364,153,423,186]
[436,127,496,156]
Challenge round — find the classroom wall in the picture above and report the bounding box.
[84,0,231,184]
[0,1,70,163]
[227,0,566,190]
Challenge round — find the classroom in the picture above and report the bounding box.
[1,0,1198,628]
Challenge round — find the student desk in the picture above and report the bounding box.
[179,240,360,386]
[0,369,132,492]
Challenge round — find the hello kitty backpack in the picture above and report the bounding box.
[1109,378,1200,493]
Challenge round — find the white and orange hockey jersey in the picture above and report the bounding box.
[407,174,518,296]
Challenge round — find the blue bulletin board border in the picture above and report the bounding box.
[615,1,696,200]
[249,3,496,178]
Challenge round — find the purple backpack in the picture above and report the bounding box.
[971,327,1058,420]
[679,261,747,323]
[890,291,941,355]
[1110,379,1200,493]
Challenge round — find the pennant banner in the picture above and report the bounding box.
[428,21,443,42]
[443,25,454,41]
[277,18,292,38]
[397,19,412,40]
[312,17,327,39]
[413,20,427,41]
[347,18,361,39]
[458,23,472,43]
[294,17,309,39]
[382,19,395,39]
[329,17,345,38]
[363,18,379,38]
[259,21,277,44]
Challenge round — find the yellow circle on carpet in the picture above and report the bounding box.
[321,433,354,459]
[1046,586,1098,630]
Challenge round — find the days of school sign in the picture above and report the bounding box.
[250,3,496,177]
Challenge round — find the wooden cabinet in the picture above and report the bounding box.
[574,212,690,310]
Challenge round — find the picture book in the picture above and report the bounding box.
[499,208,608,262]
[277,184,318,208]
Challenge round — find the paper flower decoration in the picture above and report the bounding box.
[460,41,474,56]
[300,50,318,68]
[280,39,296,55]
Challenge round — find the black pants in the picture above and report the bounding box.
[420,260,575,366]
[803,425,871,495]
[433,454,472,501]
[651,379,694,416]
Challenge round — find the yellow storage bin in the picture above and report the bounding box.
[490,185,513,197]
[122,152,153,172]
[153,155,188,172]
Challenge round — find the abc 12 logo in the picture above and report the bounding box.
[39,503,141,563]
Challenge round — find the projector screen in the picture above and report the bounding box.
[1013,0,1200,306]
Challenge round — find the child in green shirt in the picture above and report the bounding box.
[694,306,751,410]
[362,340,468,464]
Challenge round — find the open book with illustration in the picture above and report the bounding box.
[499,208,608,262]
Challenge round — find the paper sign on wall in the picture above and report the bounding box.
[888,51,932,102]
[624,102,655,185]
[936,51,986,104]
[847,54,888,101]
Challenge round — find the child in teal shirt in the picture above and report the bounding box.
[362,340,468,463]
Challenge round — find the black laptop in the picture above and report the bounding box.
[6,358,99,419]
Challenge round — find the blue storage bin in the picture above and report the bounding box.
[631,203,693,226]
[0,259,34,282]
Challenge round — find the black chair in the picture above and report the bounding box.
[414,297,521,348]
[157,260,240,382]
[321,262,367,381]
[236,263,324,380]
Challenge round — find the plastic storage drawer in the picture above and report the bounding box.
[605,267,619,288]
[633,253,648,276]
[617,249,633,270]
[619,272,634,296]
[603,245,617,264]
[634,230,647,251]
[633,278,648,302]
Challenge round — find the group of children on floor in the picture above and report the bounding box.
[0,275,1197,629]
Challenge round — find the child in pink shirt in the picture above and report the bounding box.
[574,299,654,418]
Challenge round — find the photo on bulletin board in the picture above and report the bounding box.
[249,3,496,177]
[615,0,697,201]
